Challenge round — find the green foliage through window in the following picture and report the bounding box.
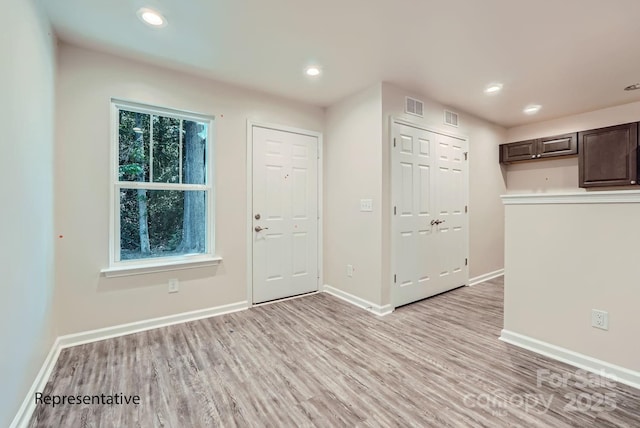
[115,106,210,262]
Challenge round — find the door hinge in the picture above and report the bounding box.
[465,205,468,213]
[464,152,468,160]
[394,206,397,215]
[393,138,396,147]
[394,274,397,283]
[465,258,468,266]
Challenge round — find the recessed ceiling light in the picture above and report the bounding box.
[484,83,503,94]
[624,83,640,91]
[305,66,321,77]
[137,8,166,27]
[523,104,542,115]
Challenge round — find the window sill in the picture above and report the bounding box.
[101,256,223,278]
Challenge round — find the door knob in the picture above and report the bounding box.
[255,226,269,232]
[430,220,436,226]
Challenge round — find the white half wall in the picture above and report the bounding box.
[54,43,324,335]
[0,1,57,426]
[503,193,640,372]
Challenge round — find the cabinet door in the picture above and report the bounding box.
[579,123,638,187]
[538,133,578,158]
[500,140,537,163]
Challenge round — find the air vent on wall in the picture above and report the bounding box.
[444,109,459,127]
[405,97,424,117]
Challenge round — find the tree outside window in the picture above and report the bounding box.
[112,101,213,264]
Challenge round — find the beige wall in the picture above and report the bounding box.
[54,44,507,333]
[504,101,640,193]
[0,0,57,425]
[381,83,507,304]
[324,84,383,304]
[504,199,640,371]
[54,43,324,335]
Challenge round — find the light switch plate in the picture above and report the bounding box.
[360,199,373,212]
[346,264,354,277]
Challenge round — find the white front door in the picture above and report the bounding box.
[392,122,468,307]
[252,126,319,304]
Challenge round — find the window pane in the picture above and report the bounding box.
[182,120,207,184]
[118,110,150,182]
[119,189,207,260]
[152,115,180,183]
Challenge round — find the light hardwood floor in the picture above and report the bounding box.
[29,278,640,427]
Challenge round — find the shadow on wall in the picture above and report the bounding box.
[500,163,508,189]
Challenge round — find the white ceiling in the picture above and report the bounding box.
[42,0,640,127]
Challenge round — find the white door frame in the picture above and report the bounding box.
[246,120,323,305]
[389,116,470,307]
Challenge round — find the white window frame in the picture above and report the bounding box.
[101,99,221,278]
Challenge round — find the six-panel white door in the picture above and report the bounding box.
[252,126,319,304]
[392,122,468,307]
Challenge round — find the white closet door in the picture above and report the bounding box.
[433,132,468,293]
[392,122,468,307]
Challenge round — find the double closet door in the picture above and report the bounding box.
[392,122,468,308]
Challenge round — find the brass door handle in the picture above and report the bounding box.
[255,226,269,232]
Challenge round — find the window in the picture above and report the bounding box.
[106,100,216,274]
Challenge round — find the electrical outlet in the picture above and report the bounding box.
[168,278,179,293]
[346,264,354,277]
[591,309,608,330]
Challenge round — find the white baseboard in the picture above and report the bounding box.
[9,339,62,428]
[57,301,249,349]
[9,300,249,428]
[500,329,640,391]
[322,284,393,316]
[469,268,504,286]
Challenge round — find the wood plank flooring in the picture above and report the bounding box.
[29,278,640,427]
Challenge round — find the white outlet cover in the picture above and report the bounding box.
[168,278,179,293]
[360,199,373,212]
[591,309,609,330]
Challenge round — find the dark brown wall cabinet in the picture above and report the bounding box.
[500,133,577,164]
[578,123,638,188]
